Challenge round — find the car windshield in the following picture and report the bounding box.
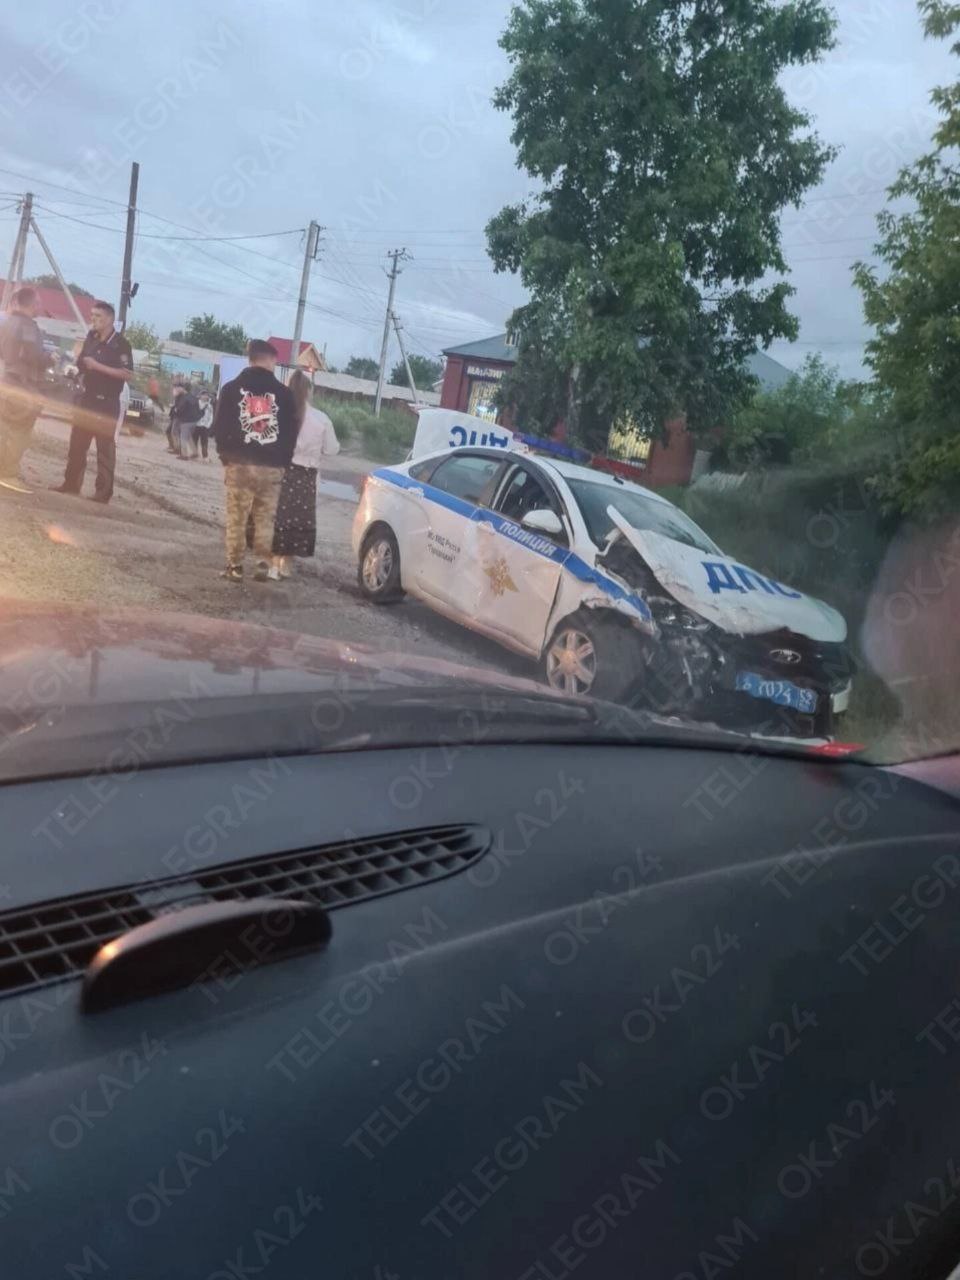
[0,0,958,780]
[568,479,720,554]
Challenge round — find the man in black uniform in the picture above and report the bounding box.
[52,300,132,504]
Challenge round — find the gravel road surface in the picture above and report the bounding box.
[0,415,532,681]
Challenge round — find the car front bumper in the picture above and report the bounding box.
[716,631,856,736]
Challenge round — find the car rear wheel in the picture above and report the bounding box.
[544,613,642,702]
[359,527,404,603]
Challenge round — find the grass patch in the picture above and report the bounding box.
[314,397,416,461]
[671,462,906,742]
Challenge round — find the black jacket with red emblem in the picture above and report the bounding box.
[213,365,297,468]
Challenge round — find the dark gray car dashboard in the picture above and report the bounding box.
[2,742,959,1280]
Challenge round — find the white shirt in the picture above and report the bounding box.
[293,405,340,471]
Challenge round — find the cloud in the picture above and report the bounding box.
[1,0,952,375]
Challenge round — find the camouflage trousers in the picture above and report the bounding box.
[223,463,284,566]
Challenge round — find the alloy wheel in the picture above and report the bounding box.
[362,538,394,593]
[546,628,597,696]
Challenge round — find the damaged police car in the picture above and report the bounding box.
[353,447,854,738]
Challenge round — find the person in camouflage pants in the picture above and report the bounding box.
[224,463,284,571]
[212,340,296,583]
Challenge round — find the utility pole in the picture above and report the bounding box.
[11,192,32,286]
[30,216,87,328]
[2,192,33,312]
[391,311,420,406]
[290,220,321,379]
[375,248,409,417]
[118,161,139,329]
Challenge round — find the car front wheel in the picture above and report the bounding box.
[358,526,404,603]
[544,613,642,702]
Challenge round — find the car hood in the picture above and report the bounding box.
[608,512,848,644]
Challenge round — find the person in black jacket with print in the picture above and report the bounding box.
[213,339,296,583]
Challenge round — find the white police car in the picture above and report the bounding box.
[352,448,854,736]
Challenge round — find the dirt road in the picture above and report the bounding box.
[0,416,531,679]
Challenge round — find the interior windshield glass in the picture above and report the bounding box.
[0,0,957,770]
[569,480,720,555]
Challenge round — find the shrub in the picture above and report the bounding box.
[681,459,899,629]
[677,459,906,742]
[315,397,416,462]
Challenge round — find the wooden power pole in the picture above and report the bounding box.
[375,248,409,417]
[118,161,140,329]
[2,192,33,312]
[290,220,321,378]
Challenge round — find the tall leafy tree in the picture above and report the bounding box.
[854,0,960,518]
[26,273,93,298]
[724,354,850,466]
[124,321,161,353]
[487,0,837,450]
[169,313,247,354]
[345,355,380,380]
[389,354,443,388]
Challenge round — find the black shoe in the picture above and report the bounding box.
[253,561,271,582]
[221,565,243,583]
[89,495,110,505]
[49,484,79,495]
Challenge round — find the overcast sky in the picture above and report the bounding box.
[0,0,953,378]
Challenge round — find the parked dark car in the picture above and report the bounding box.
[125,390,156,428]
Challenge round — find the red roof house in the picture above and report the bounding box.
[1,281,95,324]
[267,337,326,373]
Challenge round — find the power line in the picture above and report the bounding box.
[0,168,307,279]
[41,200,880,268]
[34,204,303,244]
[7,182,471,340]
[31,199,307,305]
[789,249,880,264]
[0,165,134,210]
[790,185,894,208]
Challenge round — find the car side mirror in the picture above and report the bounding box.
[522,509,564,537]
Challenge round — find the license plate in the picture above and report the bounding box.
[126,409,140,418]
[736,671,818,715]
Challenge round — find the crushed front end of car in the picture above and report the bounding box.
[594,520,855,739]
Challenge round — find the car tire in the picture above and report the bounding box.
[543,612,643,702]
[358,526,404,604]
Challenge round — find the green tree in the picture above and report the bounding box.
[169,313,247,354]
[724,354,850,466]
[487,0,837,451]
[124,321,161,353]
[854,0,960,518]
[389,354,443,388]
[25,273,94,298]
[345,355,380,380]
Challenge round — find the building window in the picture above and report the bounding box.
[608,409,654,463]
[467,378,499,421]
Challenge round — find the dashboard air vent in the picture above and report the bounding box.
[0,824,489,999]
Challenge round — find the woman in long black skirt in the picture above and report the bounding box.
[269,369,340,580]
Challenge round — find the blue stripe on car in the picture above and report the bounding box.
[372,468,654,626]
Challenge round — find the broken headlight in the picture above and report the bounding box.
[649,596,711,632]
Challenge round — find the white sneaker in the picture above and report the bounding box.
[267,566,282,582]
